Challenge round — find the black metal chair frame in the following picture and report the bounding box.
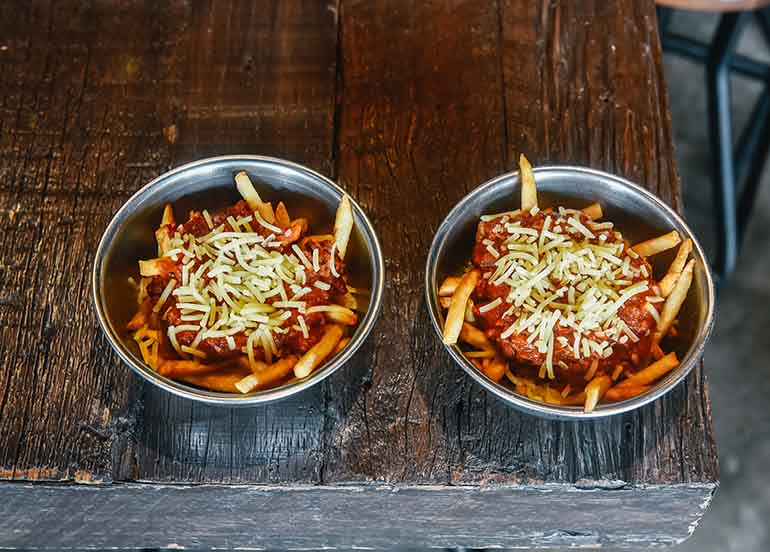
[657,6,770,281]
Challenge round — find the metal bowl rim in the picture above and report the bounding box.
[92,154,385,406]
[424,165,716,420]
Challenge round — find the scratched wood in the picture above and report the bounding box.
[0,0,718,547]
[0,483,715,549]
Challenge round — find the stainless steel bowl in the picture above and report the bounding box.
[425,166,715,420]
[93,155,385,405]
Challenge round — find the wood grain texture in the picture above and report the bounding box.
[324,0,718,487]
[0,0,718,546]
[0,482,715,549]
[126,0,339,484]
[0,0,185,482]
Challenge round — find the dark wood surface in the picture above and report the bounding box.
[0,0,718,548]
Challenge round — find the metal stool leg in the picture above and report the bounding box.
[737,86,770,242]
[657,6,674,36]
[707,13,747,278]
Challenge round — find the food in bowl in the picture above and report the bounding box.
[127,170,365,394]
[439,155,696,413]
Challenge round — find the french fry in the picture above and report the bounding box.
[334,337,351,354]
[442,269,480,345]
[464,350,496,358]
[604,384,650,402]
[519,154,537,211]
[464,299,476,323]
[161,203,175,226]
[632,230,682,257]
[483,357,507,382]
[653,259,694,343]
[234,170,275,223]
[158,359,221,378]
[156,204,176,254]
[275,201,291,228]
[155,228,172,255]
[301,233,335,247]
[561,392,587,406]
[294,324,345,379]
[659,239,693,297]
[234,355,299,393]
[582,202,603,220]
[616,352,679,388]
[650,341,665,360]
[278,217,308,246]
[334,195,354,259]
[584,358,599,381]
[127,299,152,330]
[460,322,493,350]
[317,305,358,326]
[438,276,461,297]
[138,277,149,304]
[139,258,175,277]
[337,292,358,311]
[179,369,251,393]
[439,296,452,309]
[584,375,612,413]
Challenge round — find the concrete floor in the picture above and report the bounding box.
[663,11,770,552]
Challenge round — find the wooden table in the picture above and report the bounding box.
[0,1,718,548]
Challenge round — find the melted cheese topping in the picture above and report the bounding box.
[482,207,655,379]
[158,221,335,361]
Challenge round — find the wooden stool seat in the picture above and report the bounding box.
[657,0,770,12]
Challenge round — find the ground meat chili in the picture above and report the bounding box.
[469,206,661,386]
[141,199,347,364]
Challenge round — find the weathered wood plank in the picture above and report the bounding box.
[501,0,718,485]
[0,482,715,549]
[0,0,339,483]
[127,0,339,483]
[0,0,717,534]
[324,0,509,484]
[0,0,185,482]
[321,0,718,487]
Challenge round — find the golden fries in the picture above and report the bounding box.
[294,324,345,379]
[235,170,275,223]
[158,359,220,378]
[275,201,291,228]
[438,276,461,297]
[653,259,694,344]
[659,239,693,297]
[584,375,612,413]
[460,322,493,351]
[617,352,679,388]
[234,355,298,393]
[483,357,507,382]
[334,195,354,258]
[179,369,250,393]
[437,165,699,412]
[632,230,682,257]
[582,202,603,220]
[604,384,650,402]
[519,154,537,211]
[322,305,358,326]
[334,337,351,355]
[442,269,479,345]
[139,258,173,277]
[338,292,358,311]
[161,203,175,226]
[129,171,362,395]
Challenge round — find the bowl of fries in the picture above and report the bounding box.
[425,159,715,419]
[93,155,384,405]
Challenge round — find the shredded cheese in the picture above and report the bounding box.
[474,208,656,375]
[142,204,344,363]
